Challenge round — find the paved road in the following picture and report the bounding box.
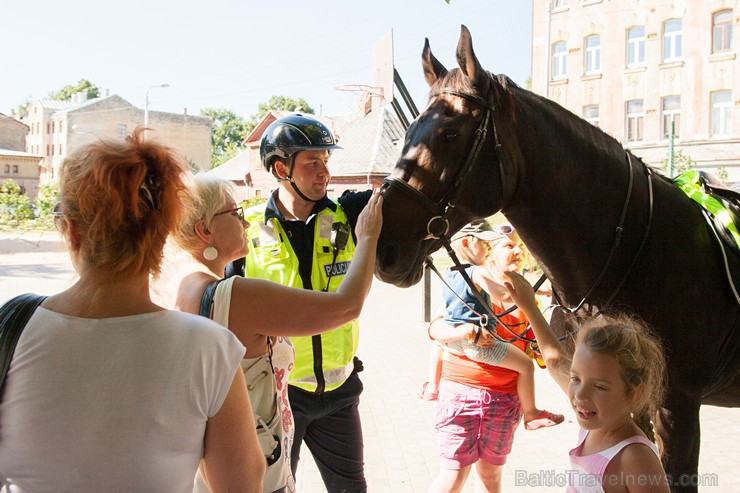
[0,231,736,492]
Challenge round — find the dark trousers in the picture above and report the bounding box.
[288,369,366,493]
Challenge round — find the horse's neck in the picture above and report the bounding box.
[504,143,642,306]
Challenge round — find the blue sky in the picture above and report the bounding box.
[1,0,532,120]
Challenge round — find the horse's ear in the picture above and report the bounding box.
[456,25,484,84]
[422,38,447,87]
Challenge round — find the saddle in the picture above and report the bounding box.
[673,170,740,257]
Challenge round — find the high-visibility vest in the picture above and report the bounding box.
[243,203,359,393]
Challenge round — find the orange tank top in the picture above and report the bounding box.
[439,301,530,394]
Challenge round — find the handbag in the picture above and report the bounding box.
[1,293,47,392]
[199,280,289,491]
[242,340,284,467]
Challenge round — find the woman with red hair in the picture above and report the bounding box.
[0,128,265,492]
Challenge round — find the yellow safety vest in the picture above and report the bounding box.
[243,203,359,392]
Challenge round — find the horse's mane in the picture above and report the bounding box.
[492,72,672,186]
[430,67,672,186]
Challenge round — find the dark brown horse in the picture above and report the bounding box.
[375,25,739,492]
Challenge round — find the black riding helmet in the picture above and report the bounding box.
[260,114,341,178]
[259,114,342,202]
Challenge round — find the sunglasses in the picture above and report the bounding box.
[213,207,244,221]
[494,224,515,235]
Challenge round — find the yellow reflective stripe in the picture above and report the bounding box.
[674,170,740,248]
[244,202,360,392]
[288,359,355,392]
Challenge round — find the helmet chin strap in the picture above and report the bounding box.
[288,179,323,203]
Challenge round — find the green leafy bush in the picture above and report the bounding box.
[0,180,34,223]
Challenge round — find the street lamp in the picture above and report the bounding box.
[144,83,170,134]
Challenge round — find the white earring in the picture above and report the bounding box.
[203,245,218,261]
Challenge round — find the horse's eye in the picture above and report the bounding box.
[442,131,459,143]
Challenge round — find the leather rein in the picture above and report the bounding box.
[381,86,654,343]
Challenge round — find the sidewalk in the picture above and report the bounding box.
[0,231,736,492]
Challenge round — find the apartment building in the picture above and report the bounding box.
[0,113,42,198]
[24,93,212,185]
[532,0,740,180]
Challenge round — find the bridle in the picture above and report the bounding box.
[381,85,655,344]
[381,86,529,342]
[381,87,509,241]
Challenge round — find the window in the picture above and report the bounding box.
[711,90,732,137]
[51,121,55,133]
[46,145,50,156]
[552,41,567,79]
[584,35,601,74]
[12,165,18,174]
[58,120,63,133]
[3,165,9,173]
[661,96,681,139]
[626,100,644,143]
[663,19,683,61]
[626,26,645,67]
[117,124,127,139]
[583,105,599,127]
[552,0,566,8]
[713,10,733,53]
[59,144,63,155]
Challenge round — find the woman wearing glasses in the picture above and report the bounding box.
[172,176,383,493]
[0,128,265,492]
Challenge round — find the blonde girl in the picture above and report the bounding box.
[504,271,669,493]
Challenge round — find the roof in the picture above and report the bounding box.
[329,104,405,175]
[244,110,287,145]
[205,151,249,181]
[63,94,135,113]
[0,113,28,130]
[34,99,75,111]
[0,148,42,158]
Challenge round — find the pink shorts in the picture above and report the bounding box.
[433,381,523,469]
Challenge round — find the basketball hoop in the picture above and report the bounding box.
[335,84,386,120]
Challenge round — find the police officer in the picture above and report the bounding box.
[235,114,372,492]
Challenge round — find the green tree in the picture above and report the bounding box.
[203,96,315,170]
[661,149,696,177]
[245,96,315,136]
[16,98,31,119]
[201,108,249,169]
[36,182,59,219]
[50,79,100,101]
[0,180,34,223]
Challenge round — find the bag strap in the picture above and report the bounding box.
[199,280,221,318]
[0,293,48,391]
[198,278,275,372]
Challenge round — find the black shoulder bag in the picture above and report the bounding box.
[0,293,47,391]
[198,280,221,318]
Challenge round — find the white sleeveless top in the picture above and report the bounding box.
[0,308,244,492]
[195,277,296,493]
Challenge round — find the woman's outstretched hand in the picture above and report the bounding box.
[356,189,384,242]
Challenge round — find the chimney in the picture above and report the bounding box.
[71,92,90,105]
